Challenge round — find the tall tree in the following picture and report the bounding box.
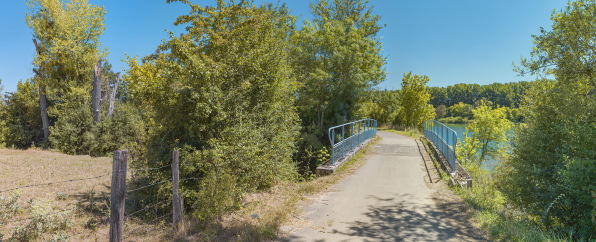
[26,0,107,139]
[126,0,300,219]
[400,71,435,129]
[292,0,387,130]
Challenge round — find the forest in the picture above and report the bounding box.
[1,0,596,241]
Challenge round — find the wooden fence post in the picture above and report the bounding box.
[110,150,128,242]
[172,150,181,232]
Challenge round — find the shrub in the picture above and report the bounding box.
[84,102,147,157]
[11,198,72,241]
[124,1,301,222]
[50,102,147,156]
[499,79,596,238]
[0,191,22,221]
[49,104,93,155]
[0,79,45,149]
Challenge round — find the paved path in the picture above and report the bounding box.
[284,131,485,242]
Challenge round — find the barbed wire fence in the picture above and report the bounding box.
[0,149,196,242]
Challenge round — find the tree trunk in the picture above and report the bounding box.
[32,39,50,140]
[108,76,120,117]
[37,79,50,140]
[92,58,102,124]
[102,77,109,101]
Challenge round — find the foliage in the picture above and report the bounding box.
[356,89,401,126]
[0,80,46,149]
[49,102,146,156]
[11,198,72,242]
[294,123,325,174]
[48,103,93,155]
[437,116,472,124]
[503,1,596,237]
[448,102,474,119]
[126,0,301,221]
[0,191,22,223]
[456,103,511,166]
[26,0,107,93]
[428,81,532,109]
[498,79,596,238]
[435,104,446,119]
[84,103,147,157]
[291,0,387,130]
[400,71,434,130]
[514,0,596,89]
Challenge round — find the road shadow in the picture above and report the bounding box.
[283,194,486,241]
[333,195,485,241]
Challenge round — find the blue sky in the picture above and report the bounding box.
[0,0,567,93]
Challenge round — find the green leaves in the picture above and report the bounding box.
[292,0,387,129]
[400,71,434,130]
[125,0,301,220]
[26,0,107,91]
[456,103,511,167]
[514,0,596,87]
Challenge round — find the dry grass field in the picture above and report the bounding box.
[0,148,173,242]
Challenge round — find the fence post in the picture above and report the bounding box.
[110,149,128,242]
[172,150,181,232]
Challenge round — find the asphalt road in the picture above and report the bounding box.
[284,131,485,242]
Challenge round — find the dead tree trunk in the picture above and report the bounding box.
[32,39,50,140]
[102,76,109,101]
[108,76,119,117]
[92,58,102,124]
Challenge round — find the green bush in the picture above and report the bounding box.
[84,103,147,157]
[0,79,46,149]
[499,79,596,239]
[437,116,471,124]
[49,102,147,156]
[124,2,301,222]
[293,123,325,174]
[49,104,93,155]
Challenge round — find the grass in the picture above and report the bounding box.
[0,148,171,241]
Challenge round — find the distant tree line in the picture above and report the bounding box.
[426,81,532,123]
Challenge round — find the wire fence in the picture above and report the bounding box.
[1,149,194,242]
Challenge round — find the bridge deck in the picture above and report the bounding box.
[284,131,486,241]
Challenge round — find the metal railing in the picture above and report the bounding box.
[424,120,457,173]
[328,119,377,165]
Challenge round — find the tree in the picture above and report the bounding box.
[514,0,596,89]
[504,1,596,236]
[26,0,107,139]
[291,0,387,130]
[0,80,45,149]
[456,103,511,167]
[435,104,446,119]
[126,0,300,219]
[400,71,434,129]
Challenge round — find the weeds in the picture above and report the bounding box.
[0,191,22,221]
[11,198,73,241]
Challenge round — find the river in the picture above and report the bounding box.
[442,123,513,168]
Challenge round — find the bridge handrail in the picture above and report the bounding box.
[424,120,457,173]
[328,119,377,165]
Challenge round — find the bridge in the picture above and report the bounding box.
[285,120,485,241]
